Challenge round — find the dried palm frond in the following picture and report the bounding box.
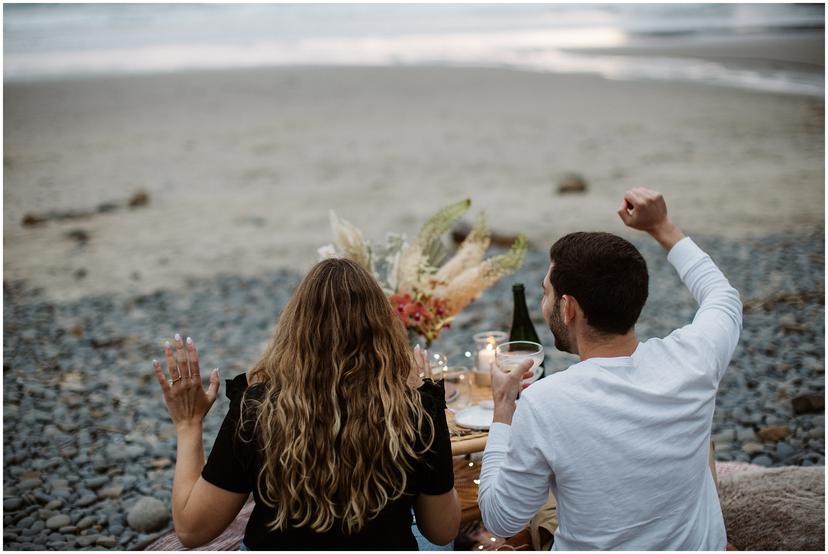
[434,212,490,285]
[437,234,527,314]
[319,199,527,346]
[482,234,528,280]
[317,244,338,261]
[396,198,471,291]
[329,210,372,272]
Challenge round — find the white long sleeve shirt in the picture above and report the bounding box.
[479,237,742,550]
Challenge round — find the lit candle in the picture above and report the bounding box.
[477,342,496,372]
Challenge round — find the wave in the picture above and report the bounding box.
[4,4,823,97]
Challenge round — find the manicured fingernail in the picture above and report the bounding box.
[186,337,193,345]
[174,333,182,342]
[152,359,158,365]
[164,341,171,349]
[414,345,420,351]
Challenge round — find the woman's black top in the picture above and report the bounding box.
[201,373,455,550]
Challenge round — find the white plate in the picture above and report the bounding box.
[454,404,494,430]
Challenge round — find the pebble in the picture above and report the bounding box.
[109,524,124,535]
[17,516,35,528]
[37,508,56,519]
[51,488,73,500]
[46,514,71,530]
[752,455,774,467]
[76,493,97,507]
[3,229,822,550]
[17,479,42,491]
[76,534,99,547]
[84,476,109,489]
[98,485,124,499]
[734,427,757,442]
[126,496,169,532]
[776,442,796,459]
[76,515,96,530]
[125,444,146,459]
[96,535,117,548]
[119,530,136,545]
[741,442,764,455]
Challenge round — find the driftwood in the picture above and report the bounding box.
[451,221,524,248]
[742,290,824,313]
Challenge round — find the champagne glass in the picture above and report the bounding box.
[443,366,473,412]
[428,351,449,380]
[495,341,544,385]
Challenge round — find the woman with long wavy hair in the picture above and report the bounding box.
[152,258,461,549]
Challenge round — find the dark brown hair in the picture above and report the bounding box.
[549,232,648,335]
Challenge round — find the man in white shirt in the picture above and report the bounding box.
[478,187,742,550]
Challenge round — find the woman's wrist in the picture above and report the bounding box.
[175,419,205,434]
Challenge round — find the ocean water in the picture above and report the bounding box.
[4,3,824,96]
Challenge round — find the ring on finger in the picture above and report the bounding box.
[169,377,182,386]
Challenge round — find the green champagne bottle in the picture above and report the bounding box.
[509,283,545,379]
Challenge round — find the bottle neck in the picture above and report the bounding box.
[512,287,531,323]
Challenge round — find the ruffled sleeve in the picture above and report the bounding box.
[225,372,249,401]
[417,378,447,410]
[201,373,255,494]
[415,379,454,495]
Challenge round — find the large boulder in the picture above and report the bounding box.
[556,173,588,194]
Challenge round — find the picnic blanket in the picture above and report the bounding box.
[719,465,824,551]
[147,461,822,551]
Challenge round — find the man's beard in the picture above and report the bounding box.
[549,297,573,354]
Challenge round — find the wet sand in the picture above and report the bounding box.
[4,64,824,301]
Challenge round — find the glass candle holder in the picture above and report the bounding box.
[473,331,508,372]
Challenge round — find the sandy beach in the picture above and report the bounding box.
[4,62,825,302]
[3,14,825,550]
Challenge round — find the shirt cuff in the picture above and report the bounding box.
[485,422,512,453]
[666,236,706,279]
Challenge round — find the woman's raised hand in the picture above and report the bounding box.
[152,334,220,428]
[408,344,432,386]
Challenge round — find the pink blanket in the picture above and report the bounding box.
[146,462,763,551]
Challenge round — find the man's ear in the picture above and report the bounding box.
[562,294,580,324]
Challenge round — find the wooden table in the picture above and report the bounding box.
[453,457,484,523]
[446,373,493,522]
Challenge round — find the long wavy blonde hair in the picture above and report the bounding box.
[242,258,433,534]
